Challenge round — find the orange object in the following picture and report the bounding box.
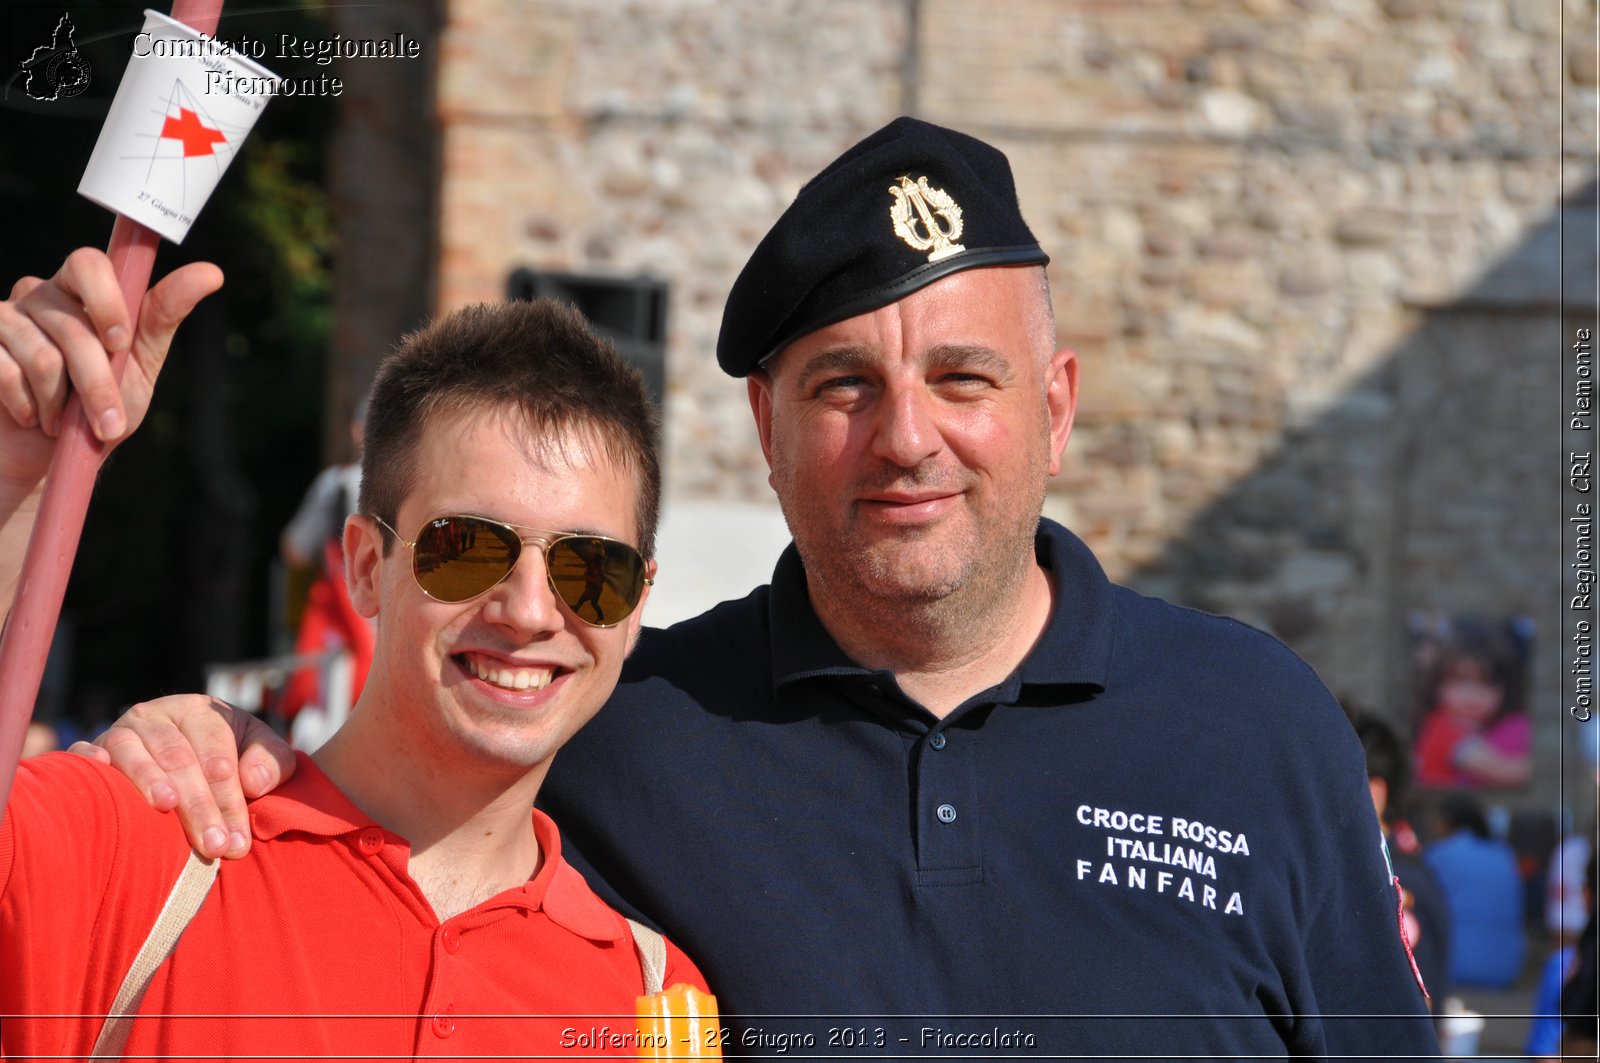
[635,983,723,1059]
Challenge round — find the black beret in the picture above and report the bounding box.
[716,116,1049,377]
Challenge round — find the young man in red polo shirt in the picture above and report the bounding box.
[0,250,705,1058]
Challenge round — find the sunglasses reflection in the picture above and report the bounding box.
[417,518,478,578]
[561,539,611,624]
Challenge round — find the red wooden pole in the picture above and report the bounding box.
[0,0,226,811]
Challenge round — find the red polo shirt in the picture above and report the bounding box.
[0,752,707,1059]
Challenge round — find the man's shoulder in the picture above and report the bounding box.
[621,587,775,692]
[1035,519,1328,693]
[5,753,199,885]
[634,586,772,657]
[1087,580,1364,787]
[1433,833,1518,873]
[10,751,186,836]
[3,753,197,957]
[1110,583,1334,695]
[1,755,210,1054]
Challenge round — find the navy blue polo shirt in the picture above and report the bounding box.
[543,520,1438,1059]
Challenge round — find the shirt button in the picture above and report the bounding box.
[432,1008,457,1039]
[936,803,958,824]
[929,733,947,750]
[867,683,883,696]
[356,828,384,856]
[442,926,461,954]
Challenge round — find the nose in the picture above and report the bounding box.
[870,382,942,468]
[478,544,565,637]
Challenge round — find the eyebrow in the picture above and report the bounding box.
[924,343,1014,378]
[792,345,876,392]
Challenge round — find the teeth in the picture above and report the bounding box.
[466,657,554,692]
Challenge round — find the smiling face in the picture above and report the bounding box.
[347,402,651,782]
[748,267,1076,621]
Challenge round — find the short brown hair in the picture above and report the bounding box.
[359,299,662,557]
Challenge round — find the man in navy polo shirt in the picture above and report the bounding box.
[73,118,1437,1058]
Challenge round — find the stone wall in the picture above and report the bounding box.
[437,0,913,494]
[433,0,1597,806]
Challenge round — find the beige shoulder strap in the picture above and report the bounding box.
[90,850,219,1059]
[627,917,668,996]
[89,854,661,1056]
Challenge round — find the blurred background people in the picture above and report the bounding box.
[1547,819,1594,948]
[279,390,365,571]
[1559,852,1598,1058]
[1350,708,1452,1011]
[1527,851,1596,1059]
[1425,794,1527,991]
[276,392,372,738]
[1412,618,1532,790]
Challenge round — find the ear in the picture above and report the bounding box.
[1045,347,1078,477]
[624,557,659,653]
[746,371,777,472]
[344,514,386,619]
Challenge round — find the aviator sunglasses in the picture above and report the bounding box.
[371,514,652,627]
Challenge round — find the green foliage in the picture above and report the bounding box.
[233,134,335,346]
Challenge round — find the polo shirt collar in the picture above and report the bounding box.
[249,753,627,944]
[249,752,376,841]
[1018,518,1115,690]
[767,544,874,689]
[768,518,1113,695]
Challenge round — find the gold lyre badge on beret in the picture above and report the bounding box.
[888,175,966,262]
